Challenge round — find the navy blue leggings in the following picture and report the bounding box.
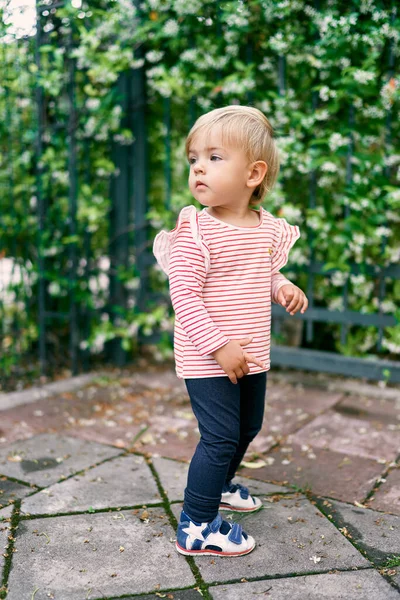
[183,371,267,523]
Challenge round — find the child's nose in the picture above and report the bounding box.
[194,161,205,174]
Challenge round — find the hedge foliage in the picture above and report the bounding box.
[0,0,399,387]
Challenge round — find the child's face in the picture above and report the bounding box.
[187,128,254,209]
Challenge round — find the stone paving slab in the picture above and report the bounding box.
[0,433,121,487]
[321,499,400,566]
[368,465,400,516]
[20,454,161,516]
[0,386,144,449]
[171,493,369,583]
[208,570,400,599]
[333,392,400,425]
[0,477,35,509]
[240,443,385,502]
[7,507,195,599]
[117,591,204,600]
[0,505,13,576]
[253,386,344,453]
[151,456,290,503]
[134,382,344,461]
[290,411,400,462]
[0,373,100,411]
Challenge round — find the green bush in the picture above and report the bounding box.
[0,0,399,387]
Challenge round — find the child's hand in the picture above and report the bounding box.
[276,284,308,316]
[211,338,266,384]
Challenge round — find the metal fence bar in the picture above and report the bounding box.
[35,0,46,375]
[109,70,130,366]
[67,27,79,375]
[271,345,400,383]
[377,5,396,352]
[306,0,320,345]
[131,45,148,319]
[340,103,355,347]
[306,87,318,344]
[272,53,287,342]
[164,96,172,211]
[272,305,397,328]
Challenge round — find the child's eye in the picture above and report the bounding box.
[188,157,196,165]
[210,155,221,161]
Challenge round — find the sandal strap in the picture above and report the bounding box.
[229,483,249,500]
[202,513,222,538]
[228,522,243,545]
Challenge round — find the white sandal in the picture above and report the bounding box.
[219,482,263,512]
[175,511,255,557]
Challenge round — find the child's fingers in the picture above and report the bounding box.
[300,295,309,313]
[244,353,267,369]
[289,294,309,315]
[285,291,298,313]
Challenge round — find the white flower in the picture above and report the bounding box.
[173,0,203,15]
[376,226,391,238]
[329,133,348,152]
[382,339,400,354]
[354,234,366,246]
[339,57,351,69]
[86,98,100,110]
[319,86,337,102]
[321,161,338,173]
[147,0,160,8]
[350,274,366,286]
[386,211,400,223]
[91,333,106,354]
[359,333,376,352]
[310,555,322,563]
[284,247,306,271]
[48,282,61,296]
[331,271,348,286]
[181,49,197,63]
[281,205,302,223]
[372,10,387,22]
[127,322,139,336]
[225,44,239,58]
[146,50,164,63]
[318,175,335,188]
[353,69,375,84]
[225,10,250,29]
[387,246,400,262]
[362,106,385,119]
[147,65,164,79]
[380,300,397,313]
[163,19,179,36]
[384,154,400,166]
[269,31,293,54]
[315,109,330,121]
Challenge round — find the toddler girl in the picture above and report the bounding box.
[153,105,308,557]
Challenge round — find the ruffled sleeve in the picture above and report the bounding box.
[152,205,210,276]
[271,216,300,275]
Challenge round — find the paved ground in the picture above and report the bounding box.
[0,365,399,599]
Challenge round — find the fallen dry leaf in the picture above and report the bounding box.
[240,460,267,469]
[310,555,321,563]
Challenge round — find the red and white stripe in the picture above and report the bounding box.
[154,206,300,379]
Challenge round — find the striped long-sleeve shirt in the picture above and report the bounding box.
[153,204,300,379]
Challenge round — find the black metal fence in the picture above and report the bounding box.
[1,1,399,389]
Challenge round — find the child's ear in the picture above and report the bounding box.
[247,161,268,188]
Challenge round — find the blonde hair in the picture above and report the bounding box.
[185,105,280,205]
